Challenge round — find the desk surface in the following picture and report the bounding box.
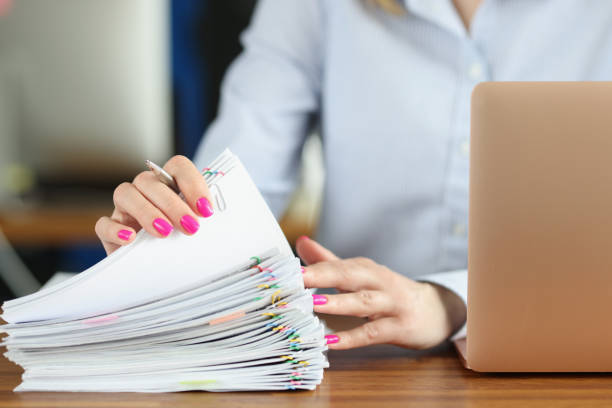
[2,342,612,408]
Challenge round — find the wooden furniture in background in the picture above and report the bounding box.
[0,204,311,247]
[0,205,112,246]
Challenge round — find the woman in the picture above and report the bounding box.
[95,0,612,350]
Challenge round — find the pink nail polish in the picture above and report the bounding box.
[297,235,310,242]
[117,229,132,241]
[313,294,327,305]
[325,334,339,345]
[152,218,173,237]
[197,197,214,218]
[300,266,306,274]
[180,214,200,234]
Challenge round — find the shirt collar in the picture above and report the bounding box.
[403,0,467,38]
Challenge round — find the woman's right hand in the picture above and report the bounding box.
[95,155,215,255]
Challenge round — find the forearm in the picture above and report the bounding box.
[192,0,324,218]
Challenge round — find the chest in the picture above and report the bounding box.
[321,1,612,136]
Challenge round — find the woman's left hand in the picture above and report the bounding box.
[296,237,467,350]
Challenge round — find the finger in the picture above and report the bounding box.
[296,236,339,265]
[132,170,200,235]
[163,155,214,218]
[303,257,383,292]
[101,241,119,256]
[326,318,398,350]
[95,216,136,255]
[113,182,174,238]
[110,208,141,232]
[313,290,395,318]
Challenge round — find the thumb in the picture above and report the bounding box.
[295,236,339,265]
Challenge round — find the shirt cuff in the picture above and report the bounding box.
[415,269,467,341]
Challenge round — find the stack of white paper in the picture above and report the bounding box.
[0,150,328,392]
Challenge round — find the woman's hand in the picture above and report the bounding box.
[95,155,214,255]
[297,236,467,350]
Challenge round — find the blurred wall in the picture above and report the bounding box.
[0,0,258,301]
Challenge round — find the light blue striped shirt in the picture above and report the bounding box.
[194,0,612,339]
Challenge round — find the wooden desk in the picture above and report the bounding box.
[0,206,112,246]
[0,204,309,246]
[2,340,612,407]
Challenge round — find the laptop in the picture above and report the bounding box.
[456,82,612,372]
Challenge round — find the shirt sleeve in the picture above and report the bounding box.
[193,0,324,218]
[416,269,467,340]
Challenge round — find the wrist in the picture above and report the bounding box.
[422,282,467,340]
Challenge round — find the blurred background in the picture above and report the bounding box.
[0,0,323,302]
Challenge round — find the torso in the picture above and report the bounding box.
[316,0,612,276]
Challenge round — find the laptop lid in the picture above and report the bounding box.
[467,82,612,372]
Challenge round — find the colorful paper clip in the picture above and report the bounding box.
[83,315,119,325]
[257,283,279,289]
[280,355,309,366]
[256,265,273,273]
[202,167,226,177]
[271,289,282,304]
[179,379,217,386]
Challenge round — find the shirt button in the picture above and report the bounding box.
[453,223,467,237]
[460,140,469,156]
[468,62,484,81]
[431,2,443,12]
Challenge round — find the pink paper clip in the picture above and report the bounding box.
[83,315,119,325]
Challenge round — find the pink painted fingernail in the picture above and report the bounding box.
[0,0,13,16]
[297,235,310,242]
[152,218,173,237]
[197,197,214,218]
[325,334,339,345]
[117,229,133,241]
[301,266,306,274]
[313,294,328,305]
[180,214,200,234]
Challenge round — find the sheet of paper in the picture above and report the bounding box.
[1,152,292,323]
